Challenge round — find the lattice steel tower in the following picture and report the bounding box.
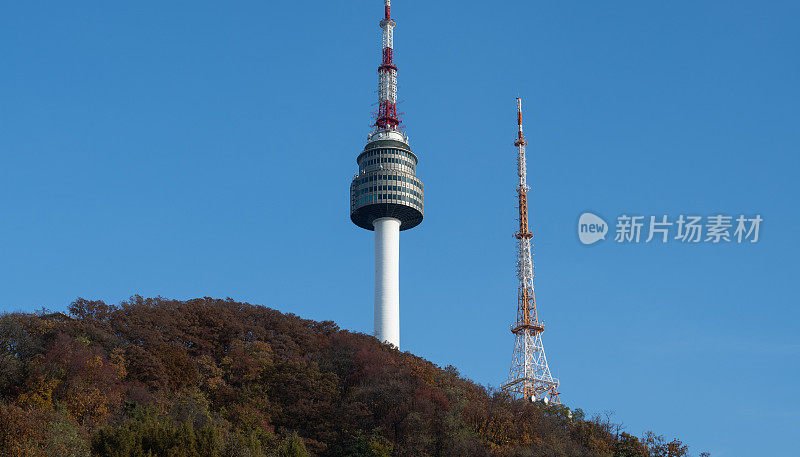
[502,98,560,404]
[350,0,424,349]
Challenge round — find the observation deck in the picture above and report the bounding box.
[350,130,424,231]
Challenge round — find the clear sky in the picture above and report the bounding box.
[1,1,798,456]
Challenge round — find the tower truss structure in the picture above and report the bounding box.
[376,0,399,130]
[502,98,561,404]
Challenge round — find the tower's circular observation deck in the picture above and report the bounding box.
[350,132,424,231]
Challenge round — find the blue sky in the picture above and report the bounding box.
[1,1,798,455]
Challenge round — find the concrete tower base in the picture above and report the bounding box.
[373,217,401,347]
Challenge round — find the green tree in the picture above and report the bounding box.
[613,432,648,457]
[42,414,90,457]
[642,431,688,457]
[277,432,309,457]
[91,407,223,457]
[339,432,393,457]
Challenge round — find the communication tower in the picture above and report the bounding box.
[501,98,560,404]
[349,0,424,349]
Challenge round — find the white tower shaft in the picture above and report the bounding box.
[373,217,401,347]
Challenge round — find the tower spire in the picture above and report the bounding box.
[516,98,525,145]
[502,98,561,404]
[376,0,400,130]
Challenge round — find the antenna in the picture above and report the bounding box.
[375,0,400,130]
[502,98,561,405]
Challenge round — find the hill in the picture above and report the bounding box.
[0,297,698,456]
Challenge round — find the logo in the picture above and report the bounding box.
[577,212,762,245]
[578,212,608,245]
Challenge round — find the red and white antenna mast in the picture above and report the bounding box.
[502,98,561,404]
[375,0,400,130]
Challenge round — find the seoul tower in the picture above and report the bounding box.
[502,99,560,404]
[350,0,424,348]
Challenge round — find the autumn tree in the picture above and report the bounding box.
[1,297,696,457]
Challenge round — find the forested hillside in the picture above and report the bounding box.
[0,297,699,456]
